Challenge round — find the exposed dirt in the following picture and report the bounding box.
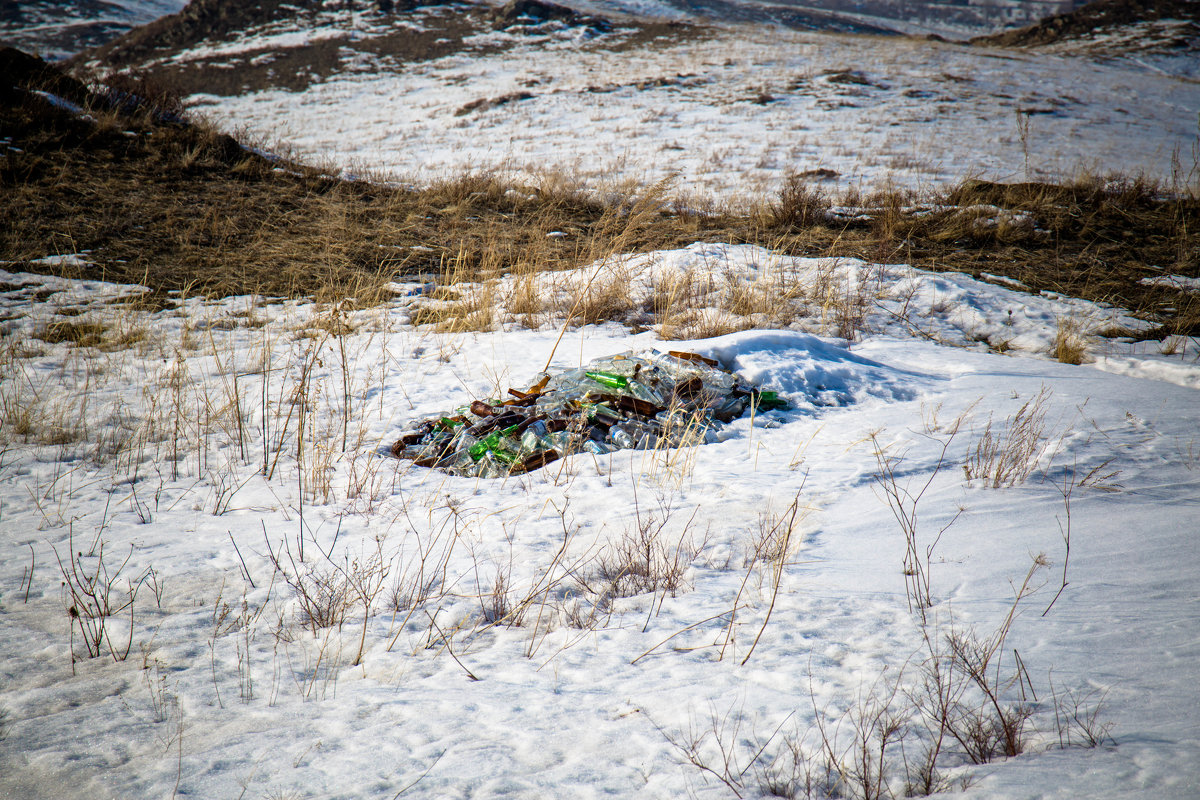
[79,1,498,96]
[74,0,699,98]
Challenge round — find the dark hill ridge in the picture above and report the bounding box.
[79,0,490,96]
[77,0,682,97]
[971,0,1200,47]
[0,46,93,108]
[494,0,612,30]
[85,0,467,67]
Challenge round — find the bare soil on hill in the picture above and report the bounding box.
[3,47,1198,337]
[79,0,698,97]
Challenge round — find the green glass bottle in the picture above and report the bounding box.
[586,370,628,390]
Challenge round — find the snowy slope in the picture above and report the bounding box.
[58,0,1194,200]
[1,246,1198,799]
[1026,17,1200,82]
[970,0,1200,81]
[186,21,1199,201]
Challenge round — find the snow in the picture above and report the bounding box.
[1,244,1198,798]
[171,28,355,63]
[1139,274,1200,292]
[697,329,925,408]
[27,253,93,268]
[188,23,1200,200]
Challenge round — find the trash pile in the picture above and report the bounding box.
[389,349,788,478]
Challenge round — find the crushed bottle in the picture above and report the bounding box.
[388,349,789,478]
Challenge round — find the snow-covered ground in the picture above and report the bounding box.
[2,246,1198,798]
[187,20,1200,200]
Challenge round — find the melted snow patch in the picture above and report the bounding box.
[28,253,92,268]
[1139,274,1200,292]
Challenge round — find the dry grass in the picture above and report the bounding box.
[3,47,1196,340]
[768,173,832,229]
[1,53,753,304]
[1051,315,1091,364]
[416,245,873,340]
[963,388,1052,488]
[35,319,109,347]
[594,517,694,600]
[924,177,1200,338]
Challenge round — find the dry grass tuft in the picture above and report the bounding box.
[963,388,1051,488]
[35,319,108,347]
[1052,315,1091,364]
[769,173,831,228]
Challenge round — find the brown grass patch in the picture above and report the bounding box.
[1051,315,1090,364]
[4,47,1196,338]
[35,319,108,347]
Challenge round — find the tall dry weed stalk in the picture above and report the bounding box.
[962,388,1051,488]
[54,527,148,669]
[871,414,968,622]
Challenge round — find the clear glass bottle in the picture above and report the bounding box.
[609,425,636,450]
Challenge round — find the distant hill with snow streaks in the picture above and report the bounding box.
[971,0,1200,79]
[4,0,1093,60]
[0,0,187,60]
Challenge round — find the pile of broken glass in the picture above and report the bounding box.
[389,349,788,478]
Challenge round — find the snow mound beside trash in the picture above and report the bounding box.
[693,330,927,412]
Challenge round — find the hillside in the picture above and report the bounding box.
[971,0,1200,79]
[79,0,687,97]
[3,54,1200,800]
[973,0,1200,47]
[1,10,1200,797]
[4,47,1197,336]
[70,0,1199,209]
[580,0,1087,38]
[0,0,1097,62]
